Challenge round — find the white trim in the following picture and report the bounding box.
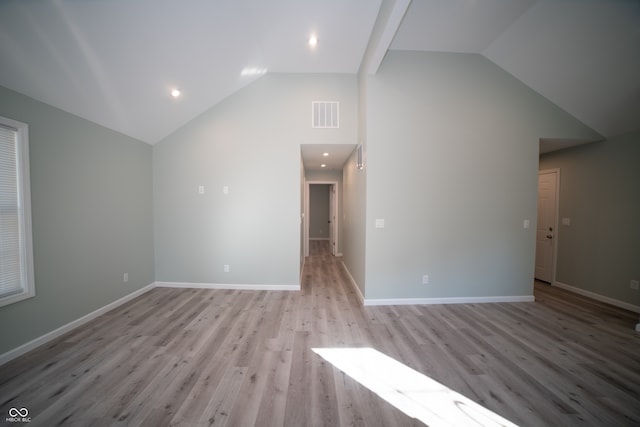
[337,262,533,307]
[363,295,535,306]
[305,180,339,257]
[341,261,365,305]
[0,283,156,366]
[0,279,302,366]
[0,116,35,308]
[363,295,534,306]
[155,282,300,291]
[553,281,640,313]
[536,168,560,284]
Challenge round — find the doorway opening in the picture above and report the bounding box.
[304,181,339,258]
[535,169,560,283]
[300,143,354,270]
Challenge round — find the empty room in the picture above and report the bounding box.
[1,1,639,426]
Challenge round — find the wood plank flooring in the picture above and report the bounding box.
[1,240,639,426]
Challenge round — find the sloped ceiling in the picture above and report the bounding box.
[1,0,638,148]
[0,0,382,143]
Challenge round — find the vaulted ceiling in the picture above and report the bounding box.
[1,0,638,148]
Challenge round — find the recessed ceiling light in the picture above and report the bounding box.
[170,88,181,98]
[308,35,318,47]
[322,152,329,157]
[321,164,327,168]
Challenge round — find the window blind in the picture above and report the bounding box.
[0,124,22,298]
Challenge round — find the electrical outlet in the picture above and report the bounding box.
[123,273,129,283]
[422,274,429,285]
[631,280,639,290]
[224,264,230,273]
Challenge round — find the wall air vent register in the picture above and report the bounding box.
[312,101,339,129]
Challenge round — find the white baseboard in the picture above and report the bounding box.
[340,261,365,305]
[0,280,302,366]
[339,261,534,306]
[553,281,640,313]
[155,282,300,291]
[0,282,156,367]
[363,295,535,306]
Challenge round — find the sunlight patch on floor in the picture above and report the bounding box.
[312,347,518,427]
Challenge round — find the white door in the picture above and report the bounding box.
[329,184,336,255]
[535,170,559,283]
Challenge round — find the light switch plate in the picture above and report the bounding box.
[375,219,385,228]
[562,218,571,226]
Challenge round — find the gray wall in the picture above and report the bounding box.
[361,51,601,300]
[341,59,371,296]
[539,133,640,306]
[309,184,330,239]
[2,50,621,354]
[153,73,357,285]
[0,85,154,354]
[342,147,367,295]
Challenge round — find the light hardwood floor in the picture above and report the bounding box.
[1,240,639,426]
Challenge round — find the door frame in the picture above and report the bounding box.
[536,168,560,283]
[304,181,339,257]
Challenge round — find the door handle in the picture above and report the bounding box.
[546,234,553,239]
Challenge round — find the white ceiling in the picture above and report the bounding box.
[301,144,357,172]
[482,0,640,139]
[0,0,381,144]
[391,0,640,140]
[1,0,638,158]
[391,0,536,53]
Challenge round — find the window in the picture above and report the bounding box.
[0,116,34,307]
